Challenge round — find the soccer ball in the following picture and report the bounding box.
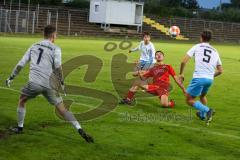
[169,26,180,38]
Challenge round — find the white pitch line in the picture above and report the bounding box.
[158,121,240,140]
[0,86,240,140]
[0,86,20,93]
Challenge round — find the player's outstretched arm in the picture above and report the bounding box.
[214,65,223,77]
[129,42,141,53]
[137,70,149,81]
[129,47,139,53]
[54,67,64,85]
[53,47,66,96]
[179,54,191,83]
[6,50,31,87]
[132,70,147,77]
[54,66,66,96]
[173,75,186,95]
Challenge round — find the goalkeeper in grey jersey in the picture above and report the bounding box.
[6,25,94,143]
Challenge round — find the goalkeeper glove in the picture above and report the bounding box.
[6,76,14,87]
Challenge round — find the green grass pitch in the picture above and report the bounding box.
[0,36,240,160]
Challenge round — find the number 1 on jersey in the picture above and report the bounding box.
[37,48,44,65]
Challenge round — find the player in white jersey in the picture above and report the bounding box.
[6,25,94,143]
[179,30,223,125]
[129,32,156,70]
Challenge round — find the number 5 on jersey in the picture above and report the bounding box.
[203,49,212,63]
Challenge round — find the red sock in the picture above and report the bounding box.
[126,91,135,100]
[169,100,175,108]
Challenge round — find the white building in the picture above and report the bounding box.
[89,0,144,32]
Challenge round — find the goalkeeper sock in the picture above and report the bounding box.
[126,91,135,100]
[17,106,26,128]
[63,111,81,130]
[193,101,209,113]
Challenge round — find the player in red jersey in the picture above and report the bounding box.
[120,51,186,108]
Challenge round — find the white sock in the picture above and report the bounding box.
[63,111,81,130]
[17,106,26,128]
[71,121,81,130]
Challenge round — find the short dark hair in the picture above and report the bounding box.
[201,30,212,42]
[44,25,56,38]
[143,32,151,37]
[155,50,165,56]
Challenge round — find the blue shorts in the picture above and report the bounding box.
[187,78,213,97]
[139,60,154,70]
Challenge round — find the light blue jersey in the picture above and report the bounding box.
[131,41,156,64]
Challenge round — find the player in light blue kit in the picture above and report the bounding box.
[129,32,156,71]
[179,30,223,125]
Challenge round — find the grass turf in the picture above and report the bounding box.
[0,36,240,160]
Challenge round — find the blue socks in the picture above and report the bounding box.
[200,111,206,119]
[193,101,210,113]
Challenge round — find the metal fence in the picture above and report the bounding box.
[0,7,36,33]
[0,6,79,36]
[168,17,240,32]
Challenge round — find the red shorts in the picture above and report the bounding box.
[147,83,169,97]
